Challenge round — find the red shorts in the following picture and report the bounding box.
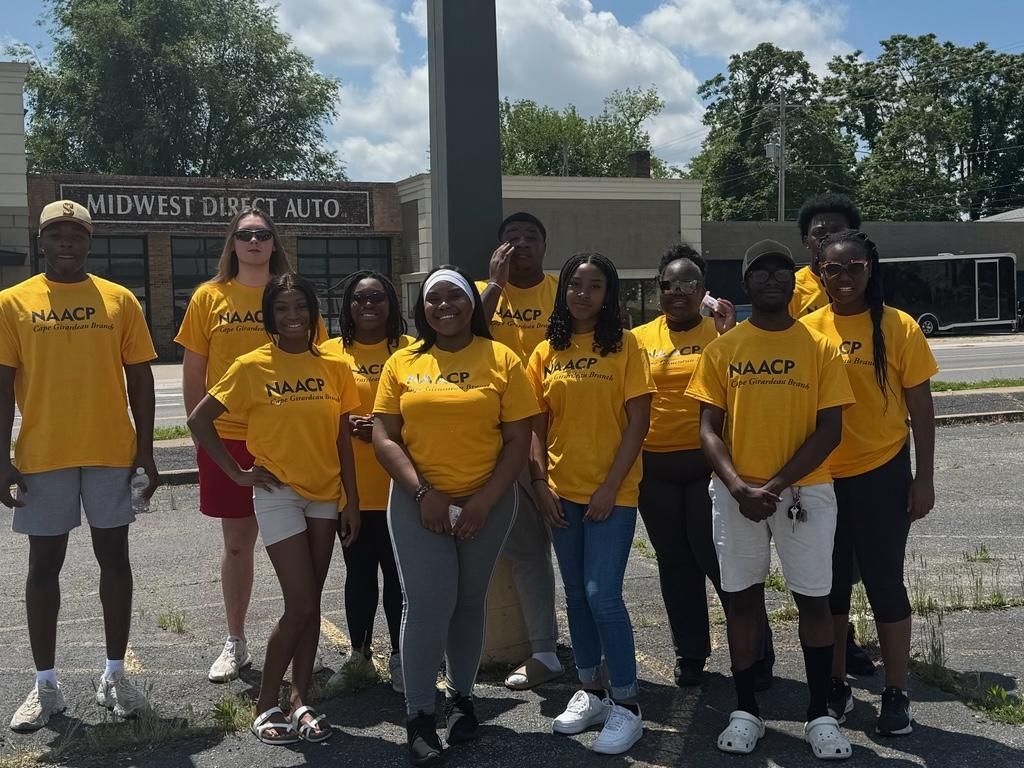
[198,439,256,519]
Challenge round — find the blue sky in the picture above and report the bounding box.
[5,1,1024,180]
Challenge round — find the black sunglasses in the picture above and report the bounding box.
[352,290,387,306]
[747,267,795,285]
[233,229,273,242]
[820,261,869,279]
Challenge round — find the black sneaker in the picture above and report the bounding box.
[846,623,876,676]
[674,658,705,687]
[827,677,854,724]
[444,694,479,745]
[406,711,443,766]
[752,657,774,692]
[877,687,913,736]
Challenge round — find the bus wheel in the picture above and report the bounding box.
[918,314,938,337]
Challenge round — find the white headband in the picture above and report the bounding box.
[422,269,475,308]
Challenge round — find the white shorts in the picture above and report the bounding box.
[710,477,837,597]
[254,485,339,547]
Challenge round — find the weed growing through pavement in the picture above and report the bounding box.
[850,583,875,645]
[764,567,787,593]
[156,608,189,634]
[212,694,255,733]
[963,544,995,563]
[631,539,657,560]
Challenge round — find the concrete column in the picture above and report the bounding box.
[0,62,30,287]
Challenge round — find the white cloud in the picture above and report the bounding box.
[402,0,427,38]
[274,0,400,68]
[641,0,850,73]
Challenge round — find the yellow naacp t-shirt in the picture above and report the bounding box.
[0,274,157,473]
[374,337,541,498]
[801,306,938,478]
[686,321,854,486]
[527,331,656,507]
[633,315,719,453]
[209,343,361,502]
[789,266,829,318]
[175,280,327,440]
[476,274,558,361]
[330,335,414,511]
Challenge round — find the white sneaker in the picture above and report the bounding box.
[593,703,643,754]
[389,652,404,694]
[208,636,251,683]
[10,681,66,732]
[96,673,150,718]
[552,690,612,735]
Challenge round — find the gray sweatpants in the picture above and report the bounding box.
[388,483,518,715]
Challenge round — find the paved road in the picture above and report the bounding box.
[0,421,1021,767]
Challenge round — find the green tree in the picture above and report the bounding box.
[688,43,857,221]
[499,87,677,178]
[13,0,343,179]
[825,34,1024,220]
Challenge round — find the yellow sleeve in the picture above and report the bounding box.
[898,316,939,389]
[174,287,212,356]
[787,292,802,319]
[474,280,489,294]
[0,300,21,368]
[373,354,404,414]
[622,332,656,401]
[208,359,253,417]
[525,347,548,412]
[120,293,158,365]
[817,340,856,409]
[684,344,727,408]
[336,361,363,414]
[499,353,542,422]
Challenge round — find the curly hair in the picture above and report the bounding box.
[658,242,706,276]
[413,264,491,354]
[337,270,406,350]
[817,229,891,406]
[547,252,623,356]
[262,272,321,356]
[797,193,862,239]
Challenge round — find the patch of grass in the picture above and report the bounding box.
[931,377,1024,392]
[850,583,875,645]
[768,601,800,624]
[212,694,255,733]
[153,425,191,441]
[631,539,657,560]
[156,607,189,634]
[963,544,995,563]
[764,567,787,594]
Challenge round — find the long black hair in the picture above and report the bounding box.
[548,252,624,356]
[338,269,407,350]
[262,272,321,355]
[413,264,491,354]
[817,230,891,405]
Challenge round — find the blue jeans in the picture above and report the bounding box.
[550,499,638,700]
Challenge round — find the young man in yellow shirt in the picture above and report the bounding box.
[1,202,159,731]
[477,213,562,690]
[790,194,862,319]
[687,240,855,760]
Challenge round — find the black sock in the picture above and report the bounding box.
[732,665,759,717]
[802,643,835,720]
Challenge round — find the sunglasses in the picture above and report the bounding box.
[352,290,387,306]
[233,229,274,242]
[820,261,869,279]
[747,267,795,285]
[659,279,700,295]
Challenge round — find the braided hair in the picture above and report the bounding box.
[817,230,892,406]
[262,273,321,356]
[547,252,623,356]
[338,270,407,350]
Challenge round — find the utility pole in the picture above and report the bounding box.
[777,88,786,222]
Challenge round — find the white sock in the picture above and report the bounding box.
[532,652,561,672]
[104,659,125,678]
[36,669,57,687]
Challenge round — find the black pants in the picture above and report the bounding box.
[639,449,774,663]
[341,511,403,652]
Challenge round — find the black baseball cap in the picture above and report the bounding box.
[742,239,795,279]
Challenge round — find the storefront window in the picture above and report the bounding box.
[35,236,149,320]
[620,278,660,329]
[171,237,224,335]
[296,238,392,335]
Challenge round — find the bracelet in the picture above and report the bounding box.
[414,481,433,504]
[486,280,503,291]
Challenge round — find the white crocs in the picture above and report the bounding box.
[717,710,766,754]
[805,715,853,760]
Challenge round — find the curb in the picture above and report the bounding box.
[936,410,1024,426]
[161,468,199,485]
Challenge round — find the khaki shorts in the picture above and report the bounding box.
[254,485,339,547]
[12,467,134,536]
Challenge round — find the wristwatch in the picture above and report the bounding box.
[414,481,433,504]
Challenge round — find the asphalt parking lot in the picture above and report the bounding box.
[0,421,1022,767]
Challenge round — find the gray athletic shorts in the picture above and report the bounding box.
[12,467,134,536]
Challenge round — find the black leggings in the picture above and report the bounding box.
[639,449,773,663]
[830,444,913,623]
[341,512,403,652]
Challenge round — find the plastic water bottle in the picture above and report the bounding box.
[131,467,150,514]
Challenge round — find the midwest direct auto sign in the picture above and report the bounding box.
[57,183,371,228]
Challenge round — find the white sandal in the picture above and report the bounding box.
[251,706,299,745]
[805,715,853,760]
[291,705,332,743]
[717,710,766,754]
